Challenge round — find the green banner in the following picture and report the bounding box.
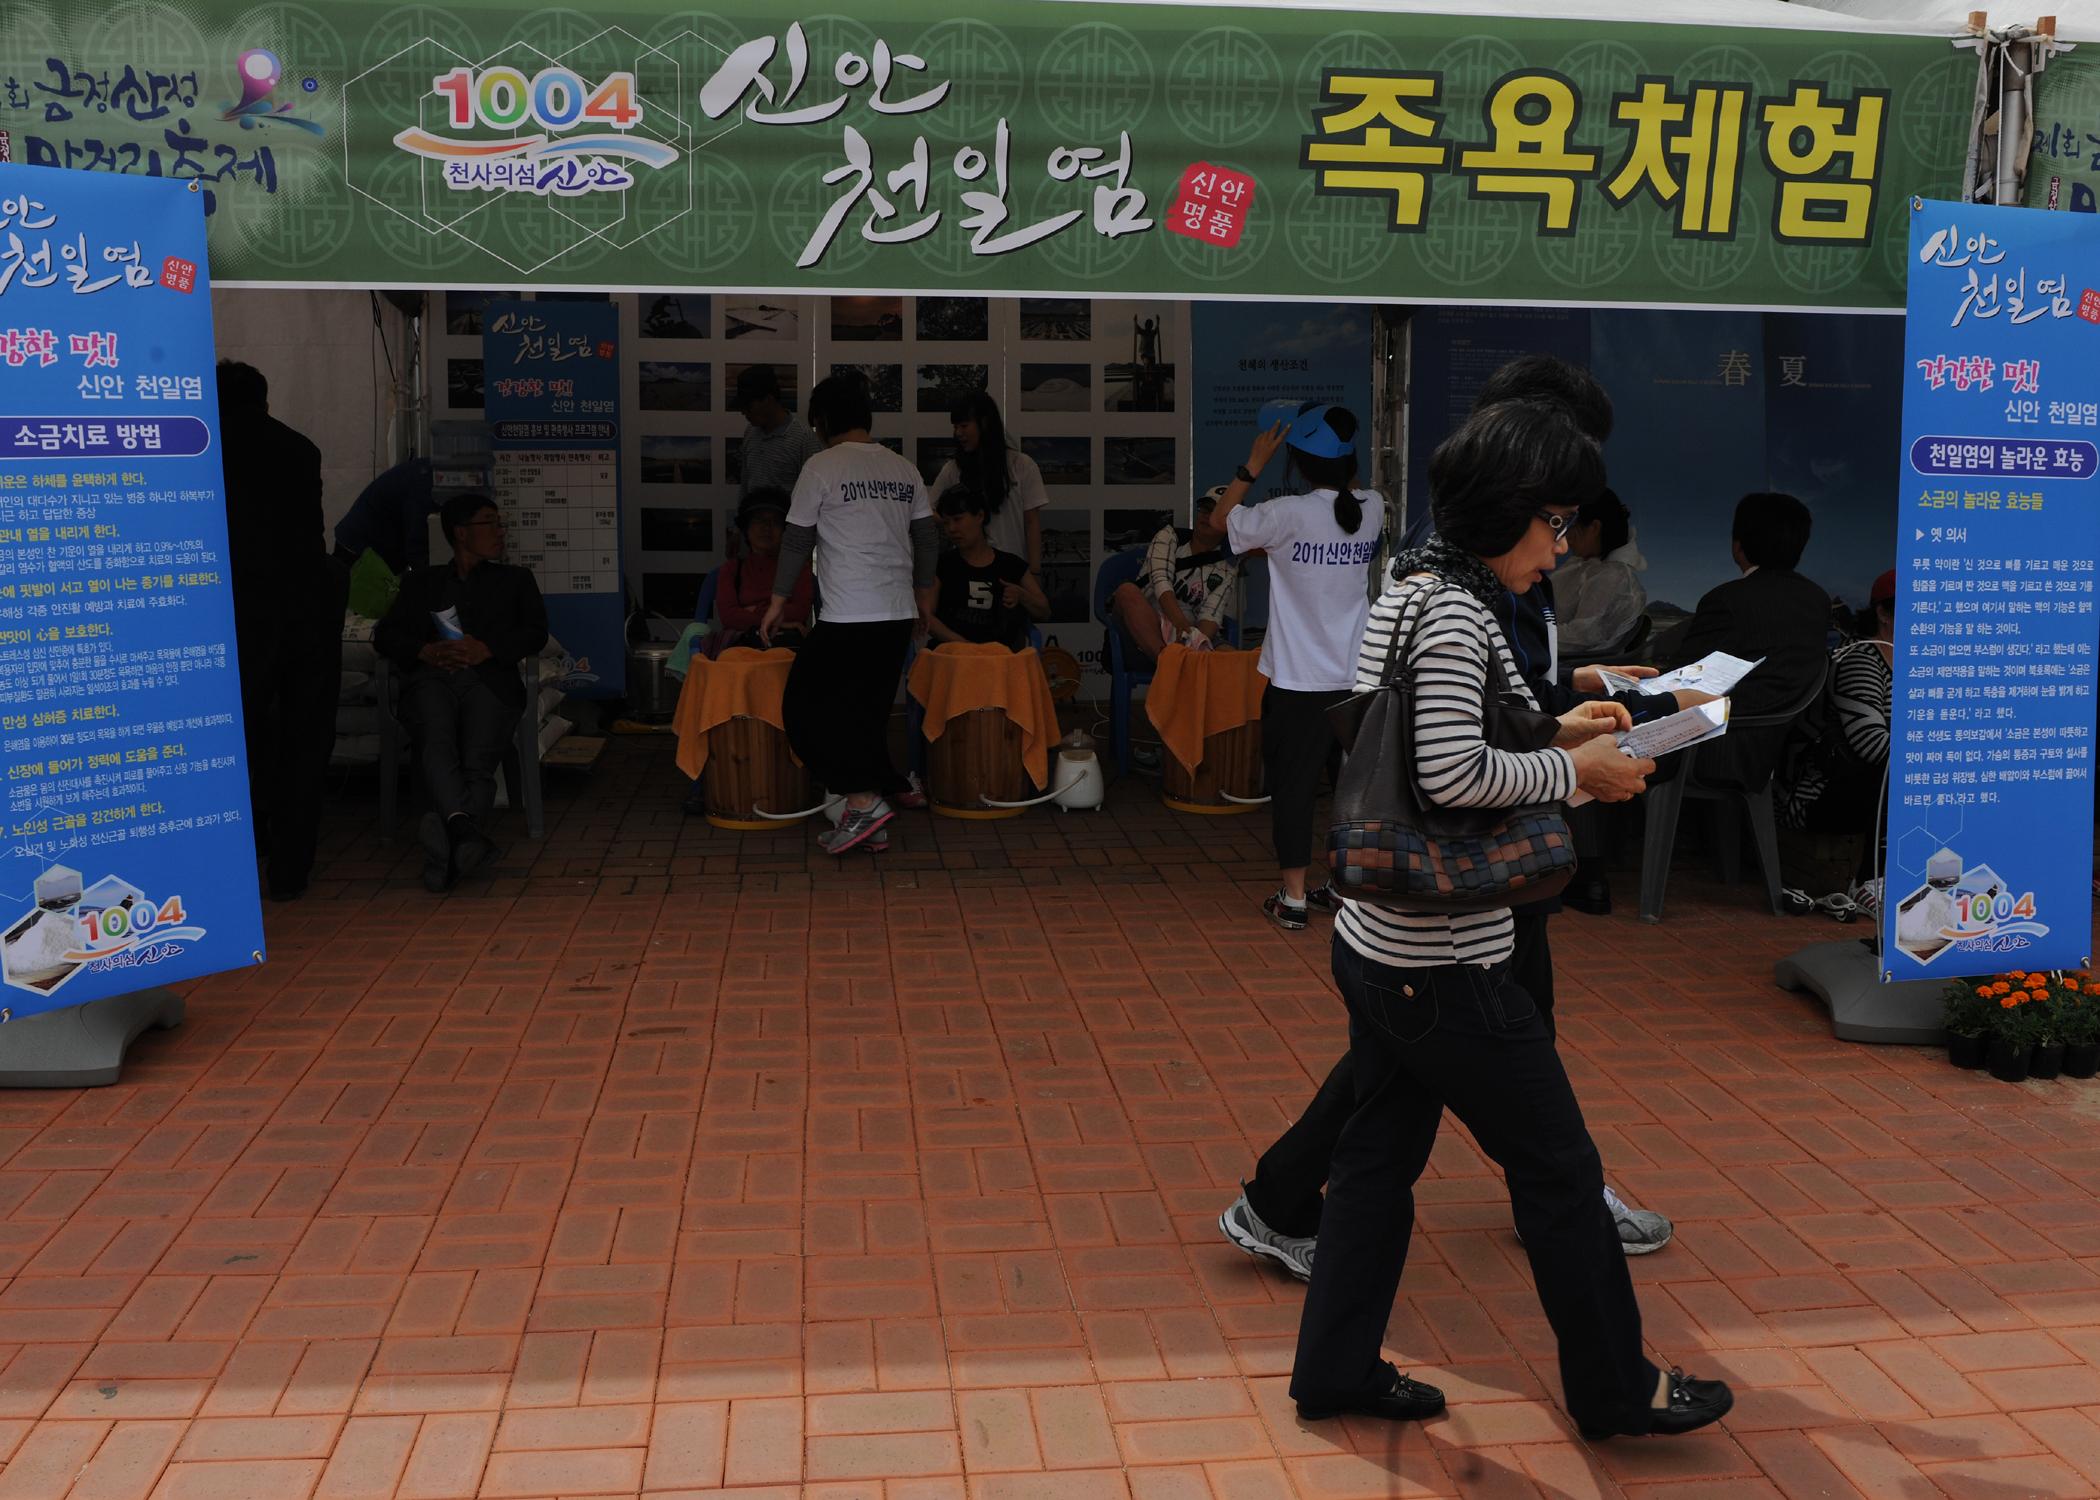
[0,3,1973,307]
[2030,48,2100,213]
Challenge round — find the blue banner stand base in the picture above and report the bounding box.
[0,988,184,1088]
[1773,939,1945,1045]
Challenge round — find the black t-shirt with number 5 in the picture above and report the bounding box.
[935,548,1031,650]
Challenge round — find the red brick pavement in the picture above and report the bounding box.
[2,740,2097,1499]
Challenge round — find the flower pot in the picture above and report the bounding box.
[2030,1041,2064,1081]
[1947,1031,1990,1069]
[1987,1036,2032,1083]
[2062,1042,2100,1080]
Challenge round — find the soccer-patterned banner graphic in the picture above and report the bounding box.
[0,3,1980,306]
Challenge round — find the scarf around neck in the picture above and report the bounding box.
[1387,533,1507,610]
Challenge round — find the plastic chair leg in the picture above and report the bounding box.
[1746,787,1783,914]
[1638,772,1688,924]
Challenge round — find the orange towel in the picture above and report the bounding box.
[674,646,799,779]
[1145,644,1268,773]
[907,641,1061,787]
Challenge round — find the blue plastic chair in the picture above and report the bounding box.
[692,564,721,630]
[1091,550,1152,776]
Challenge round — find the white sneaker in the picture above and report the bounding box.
[1219,1189,1315,1281]
[1604,1184,1672,1255]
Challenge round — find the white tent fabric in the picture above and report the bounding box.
[1056,0,1963,36]
[1793,0,2100,41]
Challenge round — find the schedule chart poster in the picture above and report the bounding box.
[483,298,624,697]
[0,165,265,1020]
[1886,199,2100,979]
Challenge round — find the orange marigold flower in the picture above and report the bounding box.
[2001,996,2018,1008]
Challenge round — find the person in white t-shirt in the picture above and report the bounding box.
[929,391,1046,569]
[1214,404,1385,929]
[764,374,939,855]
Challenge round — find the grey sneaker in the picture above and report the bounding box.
[819,799,894,855]
[1219,1190,1315,1281]
[1605,1184,1672,1255]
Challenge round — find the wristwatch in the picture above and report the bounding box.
[1234,464,1255,484]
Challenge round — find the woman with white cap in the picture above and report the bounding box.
[1211,403,1384,929]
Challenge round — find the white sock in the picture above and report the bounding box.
[1277,890,1306,909]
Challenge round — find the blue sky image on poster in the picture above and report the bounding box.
[1886,198,2100,978]
[0,166,265,1020]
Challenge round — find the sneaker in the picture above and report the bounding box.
[892,774,928,811]
[819,799,894,855]
[1304,885,1345,917]
[1131,741,1162,771]
[448,815,495,879]
[1220,1190,1315,1281]
[1263,892,1309,931]
[1605,1184,1673,1255]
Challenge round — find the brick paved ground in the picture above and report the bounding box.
[3,738,2097,1499]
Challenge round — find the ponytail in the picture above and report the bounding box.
[1333,486,1364,535]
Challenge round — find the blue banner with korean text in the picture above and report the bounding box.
[1886,199,2099,979]
[0,165,265,1021]
[482,299,624,698]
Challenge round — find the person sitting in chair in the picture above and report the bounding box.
[375,492,548,893]
[929,485,1048,651]
[1110,485,1240,661]
[1655,491,1830,790]
[708,487,813,656]
[1552,488,1648,660]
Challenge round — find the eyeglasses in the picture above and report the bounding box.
[1534,510,1575,540]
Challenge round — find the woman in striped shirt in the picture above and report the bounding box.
[1288,399,1734,1442]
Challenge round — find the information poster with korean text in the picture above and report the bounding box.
[483,298,624,697]
[1887,199,2097,978]
[0,165,265,1021]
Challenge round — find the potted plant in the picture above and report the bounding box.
[2028,974,2065,1081]
[1987,977,2042,1082]
[2059,973,2099,1080]
[1943,978,1994,1068]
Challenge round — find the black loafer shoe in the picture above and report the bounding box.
[1296,1363,1446,1423]
[1580,1366,1733,1440]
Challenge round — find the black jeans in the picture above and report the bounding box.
[1247,907,1554,1238]
[1261,684,1339,870]
[782,619,913,798]
[1289,934,1657,1430]
[404,670,518,823]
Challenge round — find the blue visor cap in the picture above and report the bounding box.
[1282,402,1354,459]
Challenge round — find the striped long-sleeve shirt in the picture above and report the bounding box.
[1335,574,1577,968]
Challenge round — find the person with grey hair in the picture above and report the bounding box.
[1279,398,1731,1443]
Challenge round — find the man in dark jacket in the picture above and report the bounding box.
[375,491,548,891]
[218,360,345,902]
[334,456,439,575]
[1656,491,1829,790]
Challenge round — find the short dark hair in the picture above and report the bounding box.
[935,484,987,519]
[216,360,268,412]
[733,363,781,411]
[440,490,497,546]
[1732,491,1813,571]
[1579,487,1631,556]
[1429,398,1605,557]
[807,372,873,439]
[1472,355,1613,443]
